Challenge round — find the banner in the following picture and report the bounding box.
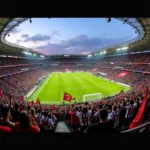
[65,68,70,72]
[117,71,129,78]
[93,68,98,72]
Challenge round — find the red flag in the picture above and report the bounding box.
[36,98,41,105]
[51,104,56,109]
[120,90,124,94]
[99,100,105,104]
[18,96,24,101]
[29,100,34,106]
[0,88,3,97]
[63,92,72,102]
[129,88,148,129]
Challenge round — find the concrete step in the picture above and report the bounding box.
[55,122,71,133]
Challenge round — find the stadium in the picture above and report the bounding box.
[0,18,150,133]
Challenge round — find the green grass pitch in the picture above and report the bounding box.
[27,72,131,105]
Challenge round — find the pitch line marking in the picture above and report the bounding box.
[66,87,92,91]
[29,74,52,101]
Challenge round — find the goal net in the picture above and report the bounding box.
[83,93,103,102]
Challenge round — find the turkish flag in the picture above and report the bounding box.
[29,100,34,106]
[120,90,124,94]
[0,88,3,97]
[129,88,148,129]
[18,96,24,101]
[63,92,72,102]
[36,98,41,105]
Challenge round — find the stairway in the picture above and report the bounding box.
[55,122,71,133]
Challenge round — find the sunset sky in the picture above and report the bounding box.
[6,18,137,55]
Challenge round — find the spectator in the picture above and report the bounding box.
[108,105,119,128]
[40,111,54,132]
[31,108,38,123]
[0,107,15,131]
[48,109,57,127]
[0,98,4,118]
[89,106,97,124]
[69,106,80,132]
[124,100,137,128]
[86,109,115,133]
[15,111,40,132]
[76,107,90,132]
[118,102,126,129]
[11,104,20,123]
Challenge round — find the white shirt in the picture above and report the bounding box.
[76,111,90,126]
[108,110,119,128]
[108,110,119,120]
[49,113,57,124]
[40,116,54,130]
[125,103,137,118]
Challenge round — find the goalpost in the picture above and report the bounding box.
[83,93,103,102]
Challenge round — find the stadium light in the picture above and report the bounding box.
[88,54,92,57]
[23,51,32,55]
[40,55,45,58]
[106,18,111,22]
[116,48,121,51]
[122,46,128,50]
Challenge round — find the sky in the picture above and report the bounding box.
[6,18,137,55]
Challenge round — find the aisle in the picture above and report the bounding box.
[55,122,71,133]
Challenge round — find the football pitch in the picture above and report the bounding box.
[27,72,131,105]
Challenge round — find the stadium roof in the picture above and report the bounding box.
[0,18,150,58]
[106,18,150,55]
[0,18,44,57]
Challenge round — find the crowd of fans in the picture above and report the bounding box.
[0,52,150,133]
[0,68,50,99]
[0,86,150,133]
[0,65,41,76]
[98,53,150,63]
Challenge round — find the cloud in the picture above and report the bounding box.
[11,28,21,34]
[21,33,51,42]
[22,34,28,38]
[50,30,60,36]
[35,34,132,55]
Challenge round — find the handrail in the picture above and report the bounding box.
[121,121,150,133]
